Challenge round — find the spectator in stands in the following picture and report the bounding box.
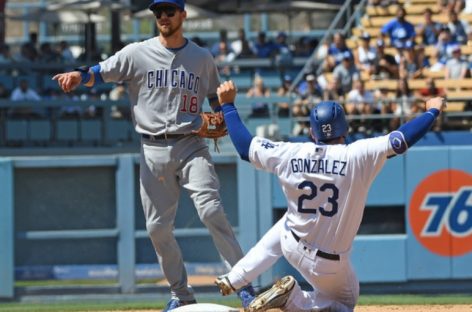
[14,42,38,63]
[345,78,377,133]
[417,77,446,98]
[354,32,377,75]
[446,9,470,44]
[436,26,457,64]
[0,43,12,63]
[294,36,317,57]
[324,32,351,72]
[274,32,293,70]
[332,51,360,98]
[445,44,469,78]
[39,42,61,64]
[230,28,254,59]
[251,31,277,58]
[0,83,10,99]
[58,40,76,63]
[429,48,447,71]
[372,39,399,79]
[109,82,130,119]
[9,79,42,118]
[296,74,322,106]
[211,29,230,57]
[384,78,416,130]
[439,0,466,14]
[247,75,270,117]
[345,79,376,117]
[276,74,294,117]
[381,5,416,48]
[314,35,331,61]
[398,41,427,79]
[416,8,443,45]
[214,40,235,76]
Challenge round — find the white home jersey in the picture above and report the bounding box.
[249,135,395,254]
[99,38,220,135]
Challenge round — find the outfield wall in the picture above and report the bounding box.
[0,145,471,298]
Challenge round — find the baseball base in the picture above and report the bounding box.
[171,303,239,312]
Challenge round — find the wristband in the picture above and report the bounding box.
[74,66,91,84]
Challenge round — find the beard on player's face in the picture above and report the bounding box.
[158,20,183,38]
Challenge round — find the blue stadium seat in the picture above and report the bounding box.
[29,120,50,141]
[106,120,131,143]
[57,120,79,141]
[229,72,253,91]
[80,120,101,142]
[41,75,61,92]
[0,75,14,90]
[6,120,28,141]
[260,73,282,90]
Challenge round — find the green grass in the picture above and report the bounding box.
[1,295,471,311]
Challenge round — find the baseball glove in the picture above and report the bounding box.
[193,112,228,139]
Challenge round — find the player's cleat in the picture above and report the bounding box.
[237,284,255,309]
[215,275,237,296]
[247,275,295,312]
[162,298,197,312]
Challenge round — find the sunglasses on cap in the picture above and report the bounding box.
[153,6,179,19]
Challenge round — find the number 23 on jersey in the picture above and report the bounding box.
[297,180,339,217]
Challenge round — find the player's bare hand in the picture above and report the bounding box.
[52,72,82,93]
[426,97,447,112]
[217,80,237,105]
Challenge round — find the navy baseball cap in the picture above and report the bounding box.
[149,0,185,11]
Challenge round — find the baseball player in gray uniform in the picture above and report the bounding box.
[52,1,255,311]
[214,81,446,311]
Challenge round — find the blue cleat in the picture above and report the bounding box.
[162,298,197,312]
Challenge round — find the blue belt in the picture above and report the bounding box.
[291,230,340,261]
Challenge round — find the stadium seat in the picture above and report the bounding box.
[29,120,50,141]
[229,72,253,91]
[57,120,79,142]
[6,120,28,141]
[80,120,101,143]
[106,120,131,143]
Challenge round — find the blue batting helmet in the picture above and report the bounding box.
[310,101,348,143]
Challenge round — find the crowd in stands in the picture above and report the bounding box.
[283,0,472,136]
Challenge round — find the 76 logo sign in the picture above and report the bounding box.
[409,169,472,257]
[420,187,472,237]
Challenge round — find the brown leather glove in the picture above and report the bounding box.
[192,112,228,139]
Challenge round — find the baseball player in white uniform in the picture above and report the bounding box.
[214,81,446,312]
[52,1,255,311]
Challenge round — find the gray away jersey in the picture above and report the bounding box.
[99,38,220,135]
[249,135,396,254]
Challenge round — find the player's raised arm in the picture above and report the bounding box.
[217,80,254,161]
[389,97,446,155]
[52,65,104,93]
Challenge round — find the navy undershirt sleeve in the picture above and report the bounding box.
[221,103,253,161]
[389,108,439,155]
[398,108,439,147]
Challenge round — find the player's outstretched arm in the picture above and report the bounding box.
[217,80,253,161]
[52,65,104,93]
[389,97,446,154]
